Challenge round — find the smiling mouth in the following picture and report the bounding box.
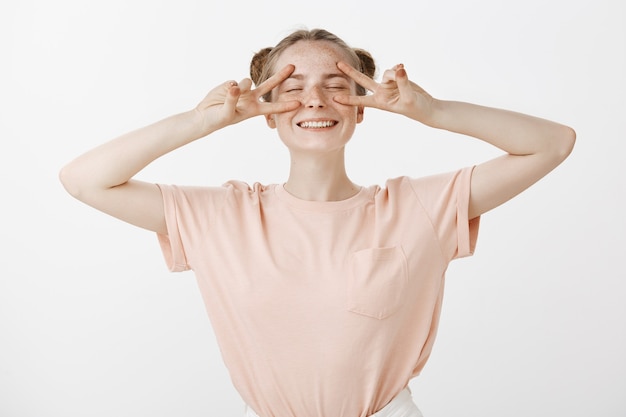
[297,120,337,129]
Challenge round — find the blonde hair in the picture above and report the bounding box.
[250,28,376,102]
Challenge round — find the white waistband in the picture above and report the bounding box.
[370,388,423,417]
[244,388,423,417]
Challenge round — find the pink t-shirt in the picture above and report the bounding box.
[157,167,479,417]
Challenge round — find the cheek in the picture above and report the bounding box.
[272,112,295,129]
[341,105,361,122]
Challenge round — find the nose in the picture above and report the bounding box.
[303,86,326,108]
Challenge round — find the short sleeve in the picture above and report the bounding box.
[408,166,480,260]
[156,184,228,272]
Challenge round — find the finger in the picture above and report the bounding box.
[382,64,405,83]
[336,61,378,92]
[238,78,253,93]
[254,64,295,97]
[395,67,413,96]
[381,69,396,83]
[223,82,241,114]
[260,100,301,115]
[333,93,370,107]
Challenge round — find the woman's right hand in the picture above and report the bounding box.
[195,64,301,134]
[60,65,300,235]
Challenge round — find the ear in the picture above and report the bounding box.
[265,114,277,129]
[356,106,364,124]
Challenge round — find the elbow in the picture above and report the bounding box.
[59,162,84,199]
[562,125,576,156]
[551,124,576,163]
[59,164,75,196]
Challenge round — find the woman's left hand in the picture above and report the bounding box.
[334,61,435,125]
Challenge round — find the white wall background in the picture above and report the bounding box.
[1,0,624,416]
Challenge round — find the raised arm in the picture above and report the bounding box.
[426,100,575,219]
[59,65,300,234]
[335,62,575,219]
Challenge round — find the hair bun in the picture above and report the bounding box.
[354,48,376,79]
[250,47,273,86]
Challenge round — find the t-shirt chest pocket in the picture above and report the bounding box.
[347,246,409,319]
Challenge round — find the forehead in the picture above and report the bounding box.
[274,40,354,70]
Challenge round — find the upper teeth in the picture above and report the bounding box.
[300,121,335,128]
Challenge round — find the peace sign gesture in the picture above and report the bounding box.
[195,64,301,134]
[334,61,435,125]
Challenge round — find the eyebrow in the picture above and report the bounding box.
[287,73,351,82]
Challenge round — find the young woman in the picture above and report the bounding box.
[60,28,575,417]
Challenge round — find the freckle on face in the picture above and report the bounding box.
[268,41,363,154]
[272,41,359,96]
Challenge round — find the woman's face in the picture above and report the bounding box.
[266,40,364,155]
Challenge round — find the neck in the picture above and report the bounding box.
[283,149,360,201]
